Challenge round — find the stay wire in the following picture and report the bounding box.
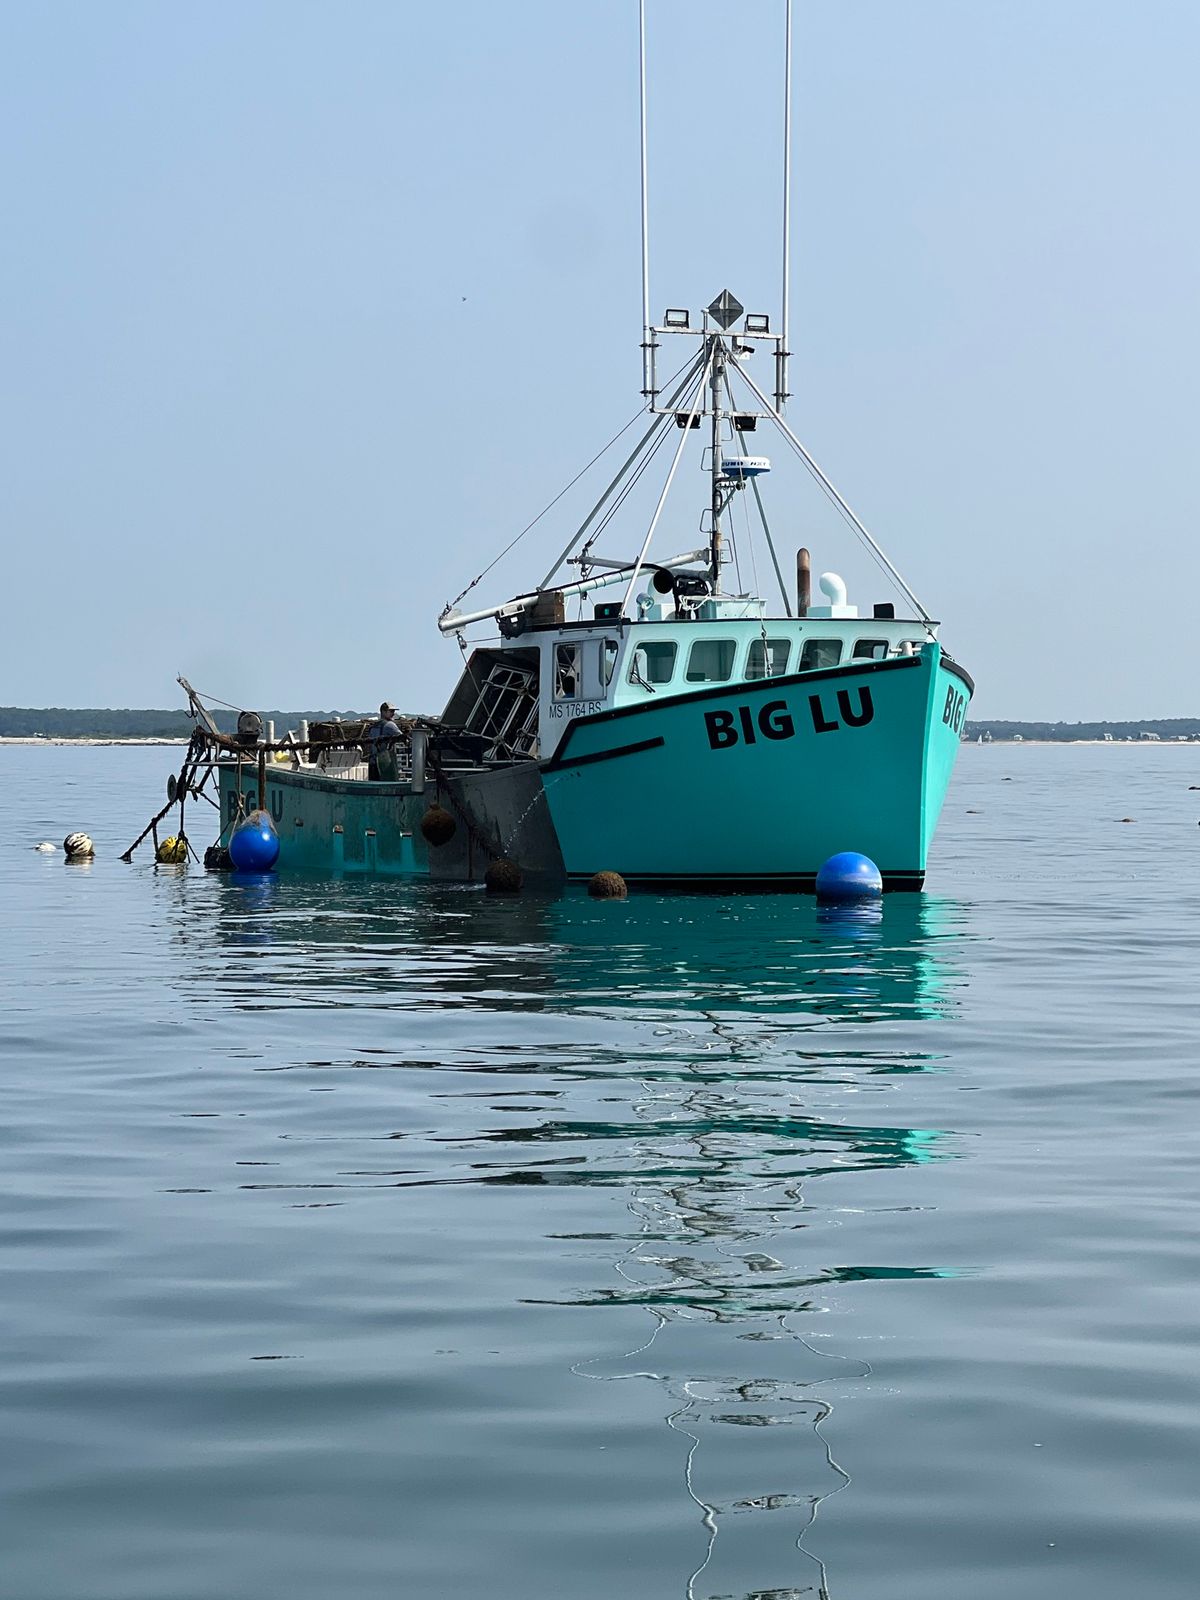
[184,684,257,715]
[446,351,701,613]
[722,367,792,616]
[578,399,680,566]
[547,348,708,588]
[732,359,932,624]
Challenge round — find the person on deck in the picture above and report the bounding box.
[365,702,402,781]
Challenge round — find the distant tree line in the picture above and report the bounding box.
[0,707,366,739]
[5,707,1200,743]
[966,720,1200,742]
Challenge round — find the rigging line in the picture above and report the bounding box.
[584,404,678,550]
[722,384,750,594]
[620,345,716,618]
[729,472,745,592]
[732,438,752,601]
[577,411,702,594]
[579,399,678,561]
[445,349,697,614]
[184,685,245,713]
[535,348,707,591]
[781,422,918,605]
[722,368,792,616]
[733,360,933,623]
[733,353,914,609]
[742,364,930,622]
[447,405,645,614]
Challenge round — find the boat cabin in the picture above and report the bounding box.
[439,575,936,762]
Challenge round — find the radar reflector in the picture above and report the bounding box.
[707,289,744,330]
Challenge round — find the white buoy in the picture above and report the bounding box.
[34,842,56,853]
[63,832,94,860]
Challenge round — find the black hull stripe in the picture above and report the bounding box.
[552,652,922,762]
[569,871,926,893]
[546,735,665,772]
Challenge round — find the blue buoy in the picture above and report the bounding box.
[228,809,280,873]
[815,850,882,901]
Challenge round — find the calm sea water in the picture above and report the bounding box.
[2,742,1199,1599]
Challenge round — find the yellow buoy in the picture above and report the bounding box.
[156,834,189,864]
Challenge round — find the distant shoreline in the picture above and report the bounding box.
[4,710,1200,744]
[0,736,190,747]
[3,735,1198,751]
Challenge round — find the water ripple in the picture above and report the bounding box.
[4,745,1200,1598]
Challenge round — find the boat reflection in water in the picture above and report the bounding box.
[185,873,964,1030]
[527,893,965,1600]
[169,878,969,1598]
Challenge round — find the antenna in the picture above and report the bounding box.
[638,0,654,401]
[776,0,792,411]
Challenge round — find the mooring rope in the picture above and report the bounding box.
[426,747,504,865]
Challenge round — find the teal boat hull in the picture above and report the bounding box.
[215,758,559,880]
[216,644,970,888]
[217,766,429,875]
[540,643,971,888]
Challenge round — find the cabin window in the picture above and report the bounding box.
[554,643,581,699]
[852,638,889,661]
[686,638,736,683]
[799,638,842,671]
[600,639,619,688]
[628,640,676,686]
[746,638,791,680]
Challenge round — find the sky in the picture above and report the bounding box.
[2,0,1198,721]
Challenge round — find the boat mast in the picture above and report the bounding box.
[702,288,742,590]
[709,329,724,588]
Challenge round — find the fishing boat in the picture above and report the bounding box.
[148,2,972,891]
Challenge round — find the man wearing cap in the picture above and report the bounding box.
[365,702,403,781]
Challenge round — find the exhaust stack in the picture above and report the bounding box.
[796,547,811,618]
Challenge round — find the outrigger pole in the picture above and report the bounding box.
[442,545,710,635]
[777,0,792,412]
[638,0,653,401]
